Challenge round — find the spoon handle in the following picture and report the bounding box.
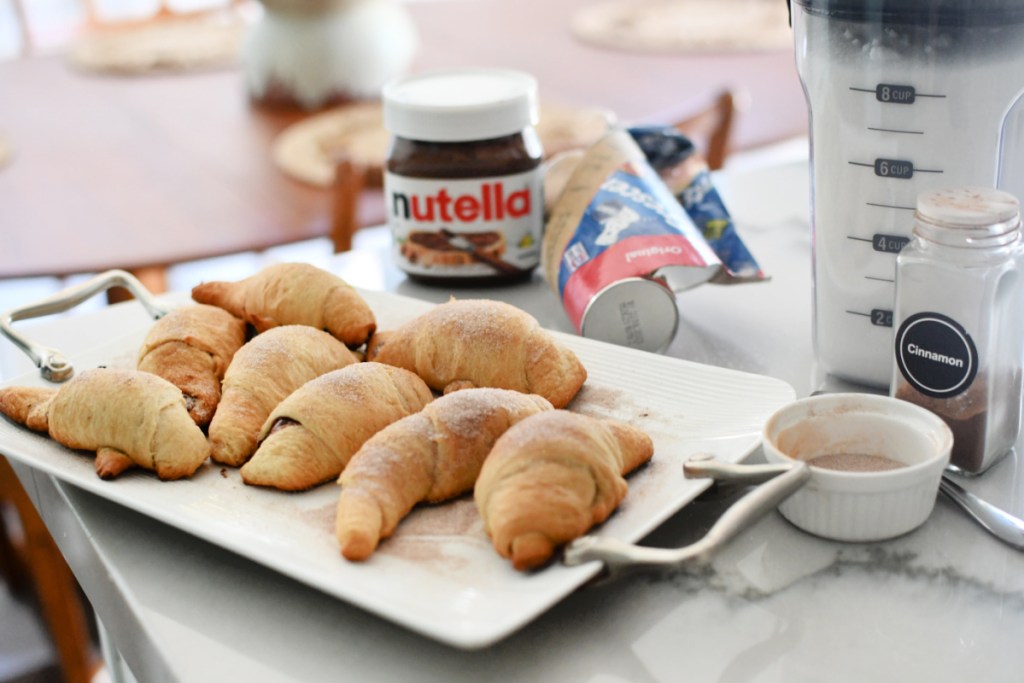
[939,475,1024,551]
[683,454,795,487]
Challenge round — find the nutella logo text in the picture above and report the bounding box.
[390,183,532,223]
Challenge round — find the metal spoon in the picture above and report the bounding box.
[939,474,1024,550]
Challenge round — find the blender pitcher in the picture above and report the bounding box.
[791,0,1024,388]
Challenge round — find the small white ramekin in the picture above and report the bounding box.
[762,393,953,542]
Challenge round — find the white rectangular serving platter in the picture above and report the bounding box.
[0,289,795,649]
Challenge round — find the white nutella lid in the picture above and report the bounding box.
[382,68,539,143]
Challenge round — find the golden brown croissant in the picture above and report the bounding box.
[0,385,54,432]
[137,303,246,427]
[241,362,433,491]
[366,299,586,408]
[474,410,653,571]
[191,262,376,348]
[0,368,209,480]
[335,388,553,561]
[208,325,359,467]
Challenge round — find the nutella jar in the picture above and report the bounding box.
[383,69,544,284]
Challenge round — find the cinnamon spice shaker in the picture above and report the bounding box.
[891,187,1024,474]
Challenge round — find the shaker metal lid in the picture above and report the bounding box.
[917,187,1020,226]
[580,277,679,354]
[914,187,1021,246]
[790,0,1024,26]
[382,68,539,143]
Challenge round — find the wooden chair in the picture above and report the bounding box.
[105,266,168,304]
[331,160,367,254]
[331,159,386,254]
[0,456,100,683]
[672,88,748,171]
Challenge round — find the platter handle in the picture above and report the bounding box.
[562,456,809,574]
[0,269,171,383]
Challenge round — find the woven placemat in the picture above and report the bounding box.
[272,102,389,188]
[571,0,792,54]
[272,101,615,189]
[68,14,246,75]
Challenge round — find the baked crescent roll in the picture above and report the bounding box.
[0,368,209,480]
[474,410,653,571]
[208,325,359,467]
[137,303,246,427]
[0,385,54,432]
[191,262,376,348]
[241,362,433,491]
[335,388,553,561]
[366,299,587,408]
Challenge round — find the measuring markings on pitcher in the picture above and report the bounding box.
[866,201,916,211]
[848,159,943,179]
[867,126,924,135]
[846,308,894,328]
[846,234,910,253]
[849,84,947,104]
[872,234,910,253]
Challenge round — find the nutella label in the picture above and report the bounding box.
[385,169,543,278]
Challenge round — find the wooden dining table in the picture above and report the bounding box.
[0,0,808,286]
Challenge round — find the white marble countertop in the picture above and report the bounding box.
[5,156,1024,683]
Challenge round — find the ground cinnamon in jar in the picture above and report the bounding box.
[895,378,989,474]
[891,187,1024,475]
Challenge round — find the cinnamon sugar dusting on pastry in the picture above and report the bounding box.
[394,498,483,537]
[382,499,487,567]
[302,363,398,405]
[233,326,352,374]
[312,369,366,398]
[437,300,526,342]
[570,383,651,422]
[242,327,297,355]
[296,501,337,530]
[430,388,548,436]
[381,537,481,570]
[430,396,488,437]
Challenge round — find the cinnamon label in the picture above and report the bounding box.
[894,311,978,398]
